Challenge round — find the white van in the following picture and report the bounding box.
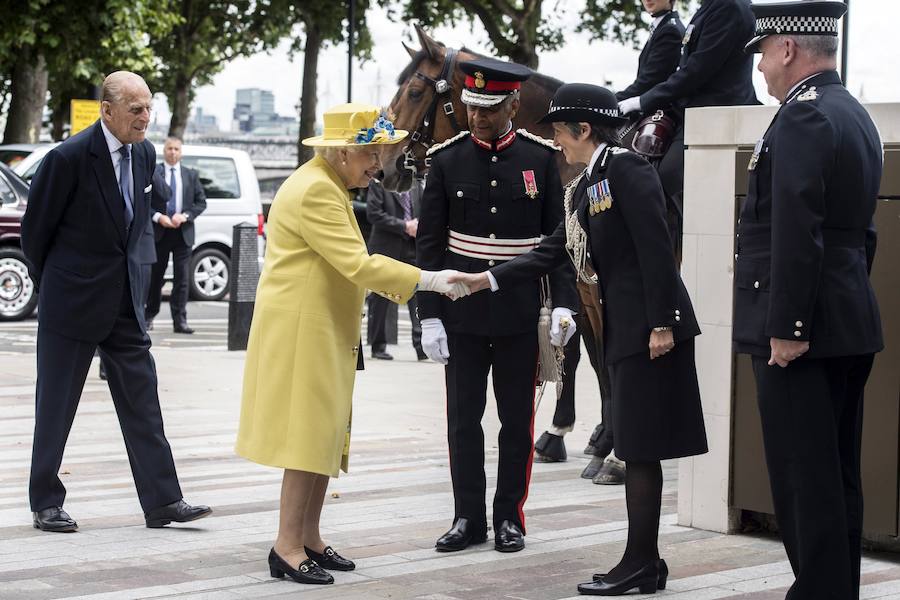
[14,142,265,302]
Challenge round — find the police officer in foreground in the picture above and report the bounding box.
[417,57,577,553]
[736,3,883,598]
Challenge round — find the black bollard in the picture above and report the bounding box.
[228,222,261,351]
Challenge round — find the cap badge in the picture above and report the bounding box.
[474,71,486,89]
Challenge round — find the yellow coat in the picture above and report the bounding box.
[235,155,420,476]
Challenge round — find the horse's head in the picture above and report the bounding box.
[381,25,471,191]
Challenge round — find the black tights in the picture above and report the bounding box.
[606,460,663,582]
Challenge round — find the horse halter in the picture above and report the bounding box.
[399,47,463,176]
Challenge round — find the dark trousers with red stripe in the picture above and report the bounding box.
[445,331,538,535]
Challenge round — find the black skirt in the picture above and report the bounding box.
[609,337,708,462]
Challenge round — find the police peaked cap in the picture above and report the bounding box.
[459,57,533,107]
[746,1,847,53]
[538,83,628,128]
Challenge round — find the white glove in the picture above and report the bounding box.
[618,96,642,115]
[551,307,577,347]
[420,269,471,301]
[420,318,450,364]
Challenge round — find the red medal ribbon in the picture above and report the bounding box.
[522,170,538,199]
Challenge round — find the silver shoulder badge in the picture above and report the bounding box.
[516,128,558,151]
[426,131,470,157]
[797,86,818,102]
[609,147,629,154]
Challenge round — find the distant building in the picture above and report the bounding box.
[187,107,219,135]
[232,88,297,135]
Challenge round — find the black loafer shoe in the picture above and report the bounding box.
[305,545,355,571]
[494,519,525,553]
[268,549,333,584]
[579,561,660,595]
[593,559,668,590]
[145,499,212,528]
[371,350,393,360]
[33,507,78,532]
[592,461,626,485]
[173,324,194,334]
[534,431,567,462]
[435,517,488,552]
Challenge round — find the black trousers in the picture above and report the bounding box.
[369,293,422,352]
[551,330,580,428]
[445,331,538,533]
[752,353,874,600]
[146,229,191,326]
[656,125,685,255]
[29,284,182,513]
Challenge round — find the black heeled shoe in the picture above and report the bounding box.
[578,561,660,595]
[305,545,355,571]
[268,548,333,584]
[592,558,668,590]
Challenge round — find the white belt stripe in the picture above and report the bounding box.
[447,230,540,260]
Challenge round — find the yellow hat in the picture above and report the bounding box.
[301,103,409,147]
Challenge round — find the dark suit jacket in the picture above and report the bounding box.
[616,10,685,101]
[640,0,758,115]
[492,146,699,364]
[733,71,883,358]
[365,179,422,263]
[151,163,207,246]
[21,120,157,341]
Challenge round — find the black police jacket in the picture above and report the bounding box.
[615,10,685,101]
[733,71,883,358]
[640,0,758,115]
[491,146,700,364]
[416,130,577,336]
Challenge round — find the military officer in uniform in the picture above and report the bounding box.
[736,3,883,598]
[417,57,578,554]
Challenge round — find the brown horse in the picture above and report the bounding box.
[380,25,580,192]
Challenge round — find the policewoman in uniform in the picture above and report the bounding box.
[417,57,578,554]
[618,0,758,240]
[615,0,685,103]
[737,3,883,598]
[458,83,708,595]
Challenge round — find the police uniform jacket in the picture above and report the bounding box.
[733,70,883,358]
[492,146,700,364]
[416,130,577,336]
[615,10,685,101]
[640,0,758,115]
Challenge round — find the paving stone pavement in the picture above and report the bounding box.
[0,336,898,599]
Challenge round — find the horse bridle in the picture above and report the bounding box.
[399,47,464,177]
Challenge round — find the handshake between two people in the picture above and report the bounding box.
[417,270,495,301]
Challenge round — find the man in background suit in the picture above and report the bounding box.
[21,71,211,533]
[145,136,207,334]
[365,178,426,360]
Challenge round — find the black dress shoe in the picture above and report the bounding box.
[144,499,212,528]
[534,431,567,462]
[268,549,333,584]
[494,519,525,552]
[371,350,393,360]
[305,545,355,571]
[578,561,660,595]
[593,559,668,590]
[173,324,194,334]
[33,507,78,532]
[592,461,626,485]
[435,517,487,552]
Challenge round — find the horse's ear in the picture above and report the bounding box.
[402,41,418,60]
[415,23,443,60]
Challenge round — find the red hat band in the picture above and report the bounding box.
[464,76,521,93]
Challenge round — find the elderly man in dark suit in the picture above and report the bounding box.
[365,178,426,361]
[145,136,207,334]
[21,71,211,533]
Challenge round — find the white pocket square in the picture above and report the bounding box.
[143,184,152,193]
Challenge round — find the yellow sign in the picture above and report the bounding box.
[70,99,100,135]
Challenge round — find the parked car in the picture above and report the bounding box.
[9,143,55,181]
[0,162,37,321]
[13,141,265,303]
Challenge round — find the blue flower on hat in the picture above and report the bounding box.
[355,114,397,144]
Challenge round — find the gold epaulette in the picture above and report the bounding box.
[426,131,470,156]
[516,128,558,151]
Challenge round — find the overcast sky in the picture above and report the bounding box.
[151,1,897,132]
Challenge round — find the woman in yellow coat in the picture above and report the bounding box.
[236,104,466,585]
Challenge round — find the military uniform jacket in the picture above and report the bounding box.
[640,0,758,115]
[416,130,577,336]
[615,10,685,102]
[492,146,700,364]
[733,71,883,358]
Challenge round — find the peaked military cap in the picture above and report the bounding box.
[538,83,627,128]
[746,0,847,53]
[459,57,532,107]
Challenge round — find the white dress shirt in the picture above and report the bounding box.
[153,162,185,223]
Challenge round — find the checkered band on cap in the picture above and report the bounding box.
[547,105,622,118]
[756,15,839,36]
